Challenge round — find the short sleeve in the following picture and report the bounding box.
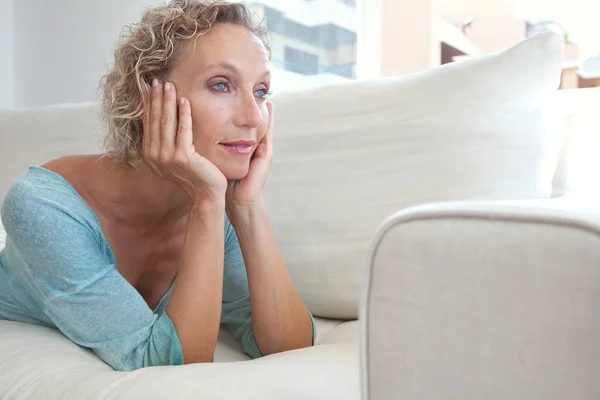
[0,177,184,371]
[220,218,316,358]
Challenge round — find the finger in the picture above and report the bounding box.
[252,103,273,160]
[161,81,178,158]
[141,103,150,153]
[142,115,151,161]
[176,97,193,150]
[149,78,163,159]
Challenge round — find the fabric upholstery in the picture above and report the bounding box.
[0,102,102,200]
[547,87,600,196]
[265,32,564,318]
[0,318,359,400]
[0,31,576,399]
[362,195,600,399]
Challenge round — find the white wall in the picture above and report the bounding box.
[0,0,14,108]
[13,0,156,108]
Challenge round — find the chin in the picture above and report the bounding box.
[220,164,250,181]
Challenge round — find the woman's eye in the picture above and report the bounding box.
[214,83,228,92]
[256,89,272,99]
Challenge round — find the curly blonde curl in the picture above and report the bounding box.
[100,0,270,168]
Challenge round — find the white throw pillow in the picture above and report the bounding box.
[267,32,564,319]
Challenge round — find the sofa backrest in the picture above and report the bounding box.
[0,103,103,200]
[0,32,568,319]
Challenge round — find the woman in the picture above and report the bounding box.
[0,0,315,371]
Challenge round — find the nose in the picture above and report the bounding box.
[232,90,262,129]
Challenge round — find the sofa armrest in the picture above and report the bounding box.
[361,195,600,400]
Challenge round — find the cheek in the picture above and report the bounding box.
[188,99,229,143]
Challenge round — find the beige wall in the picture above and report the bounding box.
[376,0,579,83]
[377,0,526,77]
[380,0,441,76]
[561,68,580,89]
[465,17,526,54]
[440,0,516,23]
[564,42,580,62]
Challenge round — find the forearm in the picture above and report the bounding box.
[166,199,225,364]
[228,199,313,356]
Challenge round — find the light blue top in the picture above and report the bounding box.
[0,166,315,371]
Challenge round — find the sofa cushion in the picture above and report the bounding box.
[266,32,563,319]
[0,33,563,321]
[362,196,600,399]
[0,318,359,400]
[0,103,102,200]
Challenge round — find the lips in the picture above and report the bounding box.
[221,140,255,146]
[219,140,255,155]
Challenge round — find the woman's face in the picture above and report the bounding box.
[169,23,271,180]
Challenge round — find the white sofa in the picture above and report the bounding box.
[1,32,600,399]
[362,195,600,400]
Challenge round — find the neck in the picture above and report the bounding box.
[93,156,193,229]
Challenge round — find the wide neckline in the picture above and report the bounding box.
[29,165,105,236]
[27,165,175,313]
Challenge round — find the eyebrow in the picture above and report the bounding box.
[204,62,271,79]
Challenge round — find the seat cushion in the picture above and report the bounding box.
[0,318,359,400]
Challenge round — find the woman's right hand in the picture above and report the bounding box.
[142,78,227,203]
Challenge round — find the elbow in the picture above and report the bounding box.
[183,352,214,364]
[258,335,313,357]
[285,336,314,353]
[177,333,218,364]
[180,342,216,364]
[253,313,315,356]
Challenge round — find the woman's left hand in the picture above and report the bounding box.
[226,101,274,212]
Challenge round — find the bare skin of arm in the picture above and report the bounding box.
[226,102,313,356]
[145,79,311,362]
[145,79,228,363]
[166,199,225,363]
[229,201,313,356]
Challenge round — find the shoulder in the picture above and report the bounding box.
[1,163,100,236]
[1,164,110,287]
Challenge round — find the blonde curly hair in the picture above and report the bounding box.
[100,0,270,168]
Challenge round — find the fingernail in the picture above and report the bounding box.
[152,78,158,87]
[179,97,185,106]
[164,82,171,91]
